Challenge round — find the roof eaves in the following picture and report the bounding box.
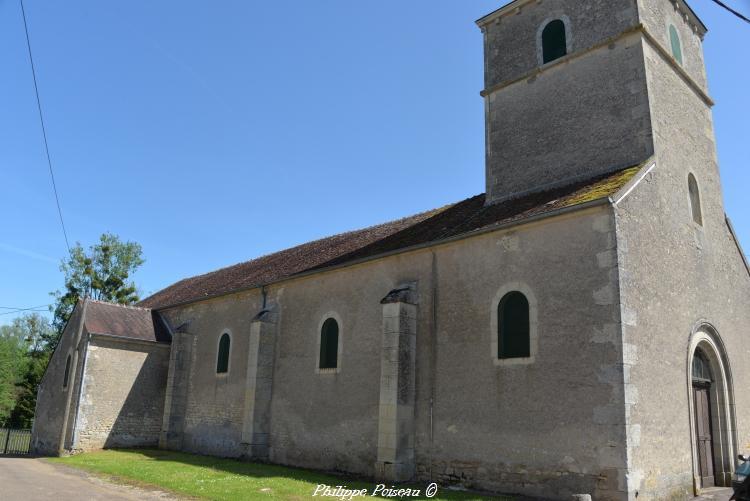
[476,1,707,35]
[476,0,531,27]
[679,0,708,35]
[88,332,171,346]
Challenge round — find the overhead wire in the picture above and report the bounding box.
[0,304,52,316]
[708,0,750,24]
[19,0,71,253]
[0,304,52,311]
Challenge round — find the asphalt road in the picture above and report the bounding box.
[0,456,178,501]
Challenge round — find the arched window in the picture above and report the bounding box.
[216,333,231,374]
[319,318,339,369]
[542,20,567,64]
[62,354,71,389]
[497,292,530,359]
[692,350,712,383]
[688,173,703,226]
[669,25,683,65]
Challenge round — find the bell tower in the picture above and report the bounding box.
[477,0,709,205]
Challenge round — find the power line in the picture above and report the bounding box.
[19,0,71,253]
[0,304,52,316]
[0,304,52,310]
[709,0,750,24]
[0,310,49,317]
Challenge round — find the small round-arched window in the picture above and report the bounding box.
[692,350,712,383]
[497,291,530,359]
[688,173,703,226]
[216,333,231,374]
[669,25,683,65]
[542,19,568,64]
[319,318,339,369]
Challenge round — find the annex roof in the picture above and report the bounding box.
[140,165,642,311]
[83,300,171,343]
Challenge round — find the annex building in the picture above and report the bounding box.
[32,1,750,499]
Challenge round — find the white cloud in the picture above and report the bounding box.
[0,243,59,265]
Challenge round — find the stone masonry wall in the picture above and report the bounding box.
[637,0,708,91]
[159,292,264,458]
[481,0,654,205]
[614,34,750,499]
[160,205,629,500]
[72,335,169,451]
[482,0,638,90]
[31,303,85,456]
[415,207,629,501]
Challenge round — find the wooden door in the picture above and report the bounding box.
[694,385,715,488]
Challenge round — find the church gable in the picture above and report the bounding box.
[32,299,171,456]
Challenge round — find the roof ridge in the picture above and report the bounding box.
[85,298,152,312]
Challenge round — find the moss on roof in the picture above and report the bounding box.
[562,166,641,207]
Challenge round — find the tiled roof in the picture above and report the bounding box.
[137,209,443,310]
[84,300,171,343]
[140,166,641,310]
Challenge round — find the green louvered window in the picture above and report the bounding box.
[542,20,567,64]
[669,25,683,65]
[62,354,71,389]
[217,333,231,374]
[319,318,339,369]
[498,292,530,359]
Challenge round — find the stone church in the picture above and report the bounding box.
[32,0,750,499]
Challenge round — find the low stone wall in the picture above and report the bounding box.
[418,460,603,500]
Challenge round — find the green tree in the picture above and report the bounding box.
[0,331,25,426]
[8,349,49,428]
[0,314,53,427]
[51,233,144,347]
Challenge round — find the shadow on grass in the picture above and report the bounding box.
[56,448,515,500]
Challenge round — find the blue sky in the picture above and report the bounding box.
[1,0,748,325]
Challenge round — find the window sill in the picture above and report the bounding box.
[316,367,340,375]
[493,356,535,367]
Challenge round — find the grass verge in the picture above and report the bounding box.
[51,449,508,500]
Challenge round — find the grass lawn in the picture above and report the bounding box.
[51,449,509,500]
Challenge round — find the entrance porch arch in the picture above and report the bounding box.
[686,322,738,492]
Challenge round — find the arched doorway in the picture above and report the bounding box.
[687,325,738,492]
[692,350,715,487]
